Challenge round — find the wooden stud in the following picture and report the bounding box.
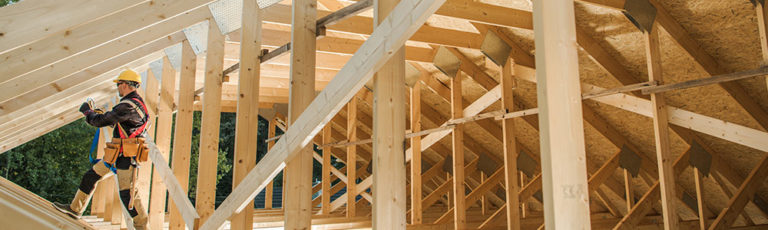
[501,57,520,230]
[148,56,178,230]
[283,0,317,227]
[694,168,706,230]
[322,126,332,214]
[196,20,226,224]
[265,118,277,210]
[90,126,108,217]
[532,0,591,228]
[372,0,407,227]
[168,40,197,230]
[450,71,466,229]
[709,154,768,229]
[624,169,634,214]
[230,1,262,229]
[756,0,768,91]
[347,97,358,218]
[645,22,679,230]
[137,70,159,215]
[411,83,423,224]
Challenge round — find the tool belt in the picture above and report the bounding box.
[103,137,149,164]
[103,98,151,164]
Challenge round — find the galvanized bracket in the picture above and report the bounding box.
[517,150,537,178]
[480,29,512,66]
[208,0,242,35]
[433,46,461,78]
[682,192,698,211]
[622,0,657,32]
[443,155,453,174]
[619,145,642,178]
[182,21,210,55]
[478,153,499,176]
[405,63,421,88]
[533,191,543,202]
[688,140,712,176]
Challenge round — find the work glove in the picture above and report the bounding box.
[79,102,92,115]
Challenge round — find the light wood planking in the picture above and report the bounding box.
[450,71,466,229]
[501,57,520,230]
[195,20,226,224]
[411,82,423,224]
[168,40,197,230]
[532,0,591,228]
[230,1,262,229]
[322,126,332,214]
[148,56,177,230]
[347,97,358,218]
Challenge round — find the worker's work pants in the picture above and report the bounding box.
[70,157,146,222]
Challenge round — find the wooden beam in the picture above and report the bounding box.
[371,0,407,226]
[709,154,768,229]
[645,23,680,230]
[411,82,423,224]
[532,0,591,228]
[283,0,317,227]
[168,40,197,230]
[148,56,177,230]
[146,139,200,229]
[757,0,768,92]
[640,66,768,95]
[0,0,143,54]
[501,57,520,230]
[137,70,159,214]
[347,97,358,218]
[322,126,333,214]
[231,2,262,229]
[694,168,706,230]
[450,71,466,229]
[199,0,445,227]
[265,118,278,210]
[196,20,226,224]
[0,0,213,96]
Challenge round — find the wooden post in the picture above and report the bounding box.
[755,0,768,91]
[284,0,316,227]
[450,71,466,229]
[148,55,177,230]
[231,1,262,229]
[137,71,158,213]
[90,126,107,217]
[532,0,591,228]
[196,20,226,224]
[709,154,768,229]
[265,118,277,210]
[694,168,706,230]
[372,0,407,227]
[322,125,332,214]
[645,22,679,230]
[168,40,197,230]
[624,169,634,213]
[410,82,423,224]
[501,58,520,230]
[347,97,358,218]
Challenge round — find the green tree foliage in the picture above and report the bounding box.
[0,0,20,7]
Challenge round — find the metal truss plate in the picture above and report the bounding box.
[480,30,511,66]
[433,46,461,78]
[163,43,183,72]
[517,150,537,177]
[751,0,765,6]
[495,188,505,200]
[619,145,641,178]
[443,155,453,174]
[623,0,657,32]
[477,154,499,176]
[183,21,210,56]
[688,140,712,176]
[405,62,421,88]
[533,191,543,202]
[208,0,242,35]
[682,192,698,211]
[148,58,164,83]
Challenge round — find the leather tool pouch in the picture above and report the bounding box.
[103,140,120,164]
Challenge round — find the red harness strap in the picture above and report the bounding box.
[117,98,150,139]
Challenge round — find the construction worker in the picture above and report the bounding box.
[53,69,150,229]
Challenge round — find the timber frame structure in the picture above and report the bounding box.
[2,0,768,229]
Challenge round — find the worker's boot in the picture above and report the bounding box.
[53,190,89,218]
[131,198,149,230]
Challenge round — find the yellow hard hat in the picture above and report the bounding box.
[113,69,142,84]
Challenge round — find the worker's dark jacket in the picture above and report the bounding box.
[84,91,148,169]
